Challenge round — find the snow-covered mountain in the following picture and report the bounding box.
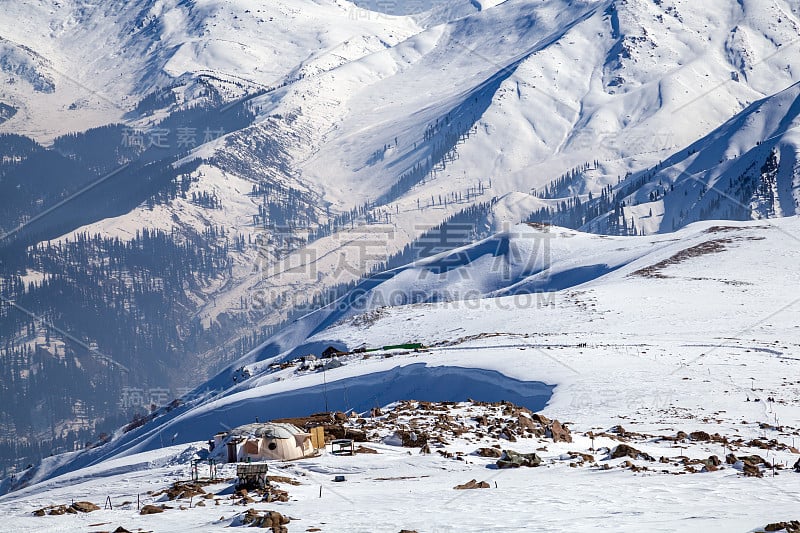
[605,80,800,233]
[5,0,800,231]
[2,0,800,482]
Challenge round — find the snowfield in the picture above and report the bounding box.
[2,216,800,531]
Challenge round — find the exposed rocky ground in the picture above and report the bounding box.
[319,400,800,480]
[18,398,800,531]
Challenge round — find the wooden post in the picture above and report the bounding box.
[137,494,140,510]
[311,427,325,450]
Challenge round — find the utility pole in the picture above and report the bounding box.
[323,367,329,412]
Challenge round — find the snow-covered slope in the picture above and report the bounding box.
[9,216,798,477]
[0,0,420,140]
[607,79,800,233]
[3,217,800,531]
[288,0,800,217]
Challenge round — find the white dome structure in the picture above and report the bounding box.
[215,422,314,462]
